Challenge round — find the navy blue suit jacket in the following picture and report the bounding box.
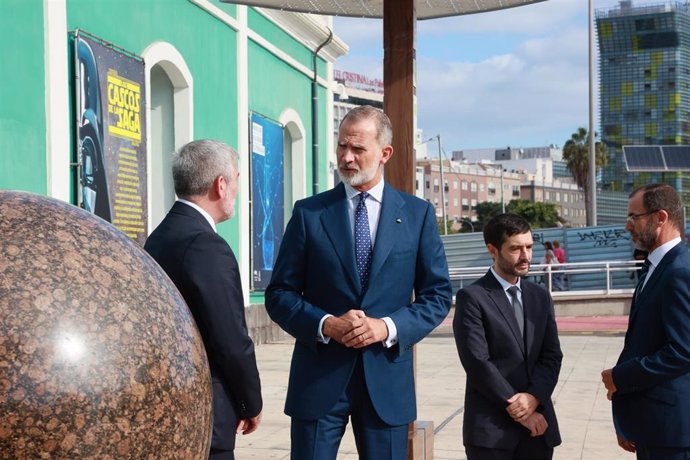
[453,271,562,449]
[145,202,262,450]
[613,241,690,447]
[265,182,452,425]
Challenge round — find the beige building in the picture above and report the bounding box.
[418,159,587,229]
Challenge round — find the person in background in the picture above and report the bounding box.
[145,140,262,460]
[552,240,566,291]
[602,183,690,459]
[265,105,452,459]
[454,213,562,460]
[540,241,562,291]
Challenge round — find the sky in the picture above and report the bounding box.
[332,0,626,153]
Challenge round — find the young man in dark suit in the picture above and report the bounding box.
[265,106,452,459]
[602,183,690,459]
[454,213,562,460]
[145,140,262,460]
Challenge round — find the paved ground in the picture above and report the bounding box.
[235,315,631,459]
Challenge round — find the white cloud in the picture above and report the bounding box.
[332,0,622,150]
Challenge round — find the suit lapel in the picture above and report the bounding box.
[483,272,526,355]
[368,184,405,282]
[630,243,681,323]
[320,184,360,291]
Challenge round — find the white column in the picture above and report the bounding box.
[44,0,71,202]
[236,5,251,305]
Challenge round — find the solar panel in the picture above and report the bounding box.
[661,146,690,171]
[623,145,665,171]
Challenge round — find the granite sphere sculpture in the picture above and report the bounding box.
[0,191,212,458]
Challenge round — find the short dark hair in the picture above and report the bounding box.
[483,213,532,249]
[630,183,684,231]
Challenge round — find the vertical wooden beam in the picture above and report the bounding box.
[384,0,416,194]
[384,2,433,459]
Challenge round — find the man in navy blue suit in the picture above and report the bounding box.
[602,184,690,459]
[145,140,262,460]
[265,105,452,459]
[453,214,562,460]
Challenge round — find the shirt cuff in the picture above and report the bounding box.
[317,314,333,344]
[382,317,398,348]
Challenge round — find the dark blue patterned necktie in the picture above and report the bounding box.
[355,192,373,290]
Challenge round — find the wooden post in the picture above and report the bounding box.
[384,2,434,459]
[384,0,416,194]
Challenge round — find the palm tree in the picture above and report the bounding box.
[563,127,608,225]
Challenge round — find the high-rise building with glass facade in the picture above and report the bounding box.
[596,1,690,222]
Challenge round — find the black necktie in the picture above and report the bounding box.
[507,286,524,336]
[355,192,373,290]
[635,259,651,298]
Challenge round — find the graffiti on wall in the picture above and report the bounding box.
[577,229,630,247]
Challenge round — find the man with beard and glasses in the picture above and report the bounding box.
[602,184,690,460]
[453,213,562,460]
[265,105,451,459]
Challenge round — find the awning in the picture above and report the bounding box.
[221,0,547,20]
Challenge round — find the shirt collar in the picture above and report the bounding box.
[647,236,682,268]
[490,266,521,291]
[343,178,384,204]
[177,199,217,232]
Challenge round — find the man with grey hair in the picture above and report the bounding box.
[145,139,262,460]
[602,183,690,459]
[266,106,451,458]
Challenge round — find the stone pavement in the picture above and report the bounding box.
[235,316,631,459]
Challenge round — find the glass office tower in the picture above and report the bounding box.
[596,1,690,220]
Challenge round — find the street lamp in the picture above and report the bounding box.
[419,134,448,235]
[436,134,448,236]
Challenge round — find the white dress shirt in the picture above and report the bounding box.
[640,236,681,291]
[318,179,399,348]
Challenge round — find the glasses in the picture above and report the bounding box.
[626,210,659,224]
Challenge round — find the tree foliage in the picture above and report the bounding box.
[563,127,608,223]
[475,202,504,231]
[506,200,560,229]
[474,200,559,230]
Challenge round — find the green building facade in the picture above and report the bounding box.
[0,0,346,335]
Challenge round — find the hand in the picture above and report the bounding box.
[237,411,262,435]
[322,310,366,344]
[341,313,389,348]
[518,412,548,437]
[506,393,539,421]
[601,368,617,400]
[617,434,636,453]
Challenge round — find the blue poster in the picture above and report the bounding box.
[251,113,284,290]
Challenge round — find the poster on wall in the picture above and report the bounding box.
[250,113,284,290]
[74,32,147,245]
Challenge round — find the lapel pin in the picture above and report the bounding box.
[396,218,402,223]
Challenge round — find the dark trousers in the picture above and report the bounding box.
[290,356,408,460]
[465,436,553,460]
[636,445,690,460]
[209,448,234,460]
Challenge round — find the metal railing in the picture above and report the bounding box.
[449,260,646,296]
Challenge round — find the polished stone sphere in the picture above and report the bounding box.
[0,191,212,458]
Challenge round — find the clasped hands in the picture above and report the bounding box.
[506,393,547,437]
[323,309,388,348]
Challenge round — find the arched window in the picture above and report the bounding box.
[279,109,306,225]
[142,42,193,232]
